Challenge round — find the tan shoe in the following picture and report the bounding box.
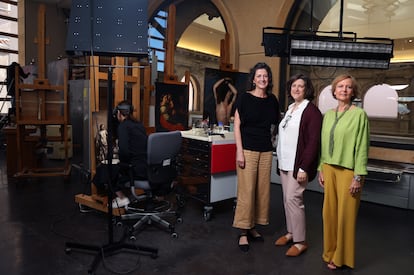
[327,262,338,270]
[274,235,293,246]
[285,243,308,257]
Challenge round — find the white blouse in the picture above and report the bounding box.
[277,99,309,171]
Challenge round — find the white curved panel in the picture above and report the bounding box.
[318,85,337,114]
[363,84,398,118]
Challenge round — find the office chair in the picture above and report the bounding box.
[120,130,182,238]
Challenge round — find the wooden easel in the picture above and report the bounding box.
[219,33,236,72]
[163,4,190,85]
[12,4,71,178]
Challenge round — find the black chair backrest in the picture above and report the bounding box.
[147,131,182,185]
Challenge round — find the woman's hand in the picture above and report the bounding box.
[318,171,324,188]
[236,149,245,169]
[349,178,362,196]
[297,171,308,183]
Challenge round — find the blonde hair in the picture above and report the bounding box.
[331,74,359,101]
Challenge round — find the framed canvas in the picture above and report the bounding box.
[203,68,249,126]
[155,82,189,132]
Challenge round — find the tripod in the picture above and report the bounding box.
[65,66,158,274]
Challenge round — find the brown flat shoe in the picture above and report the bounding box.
[275,235,293,246]
[285,243,308,257]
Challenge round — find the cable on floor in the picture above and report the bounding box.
[100,243,142,274]
[50,210,80,242]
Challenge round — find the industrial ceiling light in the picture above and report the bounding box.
[262,27,394,69]
[289,35,393,69]
[262,0,394,69]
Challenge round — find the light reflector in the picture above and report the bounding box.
[262,27,394,69]
[289,37,393,69]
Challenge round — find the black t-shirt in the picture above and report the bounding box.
[235,91,280,152]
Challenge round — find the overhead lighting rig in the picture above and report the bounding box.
[262,27,394,69]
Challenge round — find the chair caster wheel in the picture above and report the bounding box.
[203,212,211,221]
[176,194,186,208]
[171,232,178,238]
[203,205,213,221]
[129,235,136,241]
[176,217,183,224]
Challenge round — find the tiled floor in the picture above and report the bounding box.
[0,147,413,274]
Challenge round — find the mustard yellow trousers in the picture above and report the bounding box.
[321,163,362,268]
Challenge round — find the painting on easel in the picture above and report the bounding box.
[203,68,249,126]
[155,82,189,132]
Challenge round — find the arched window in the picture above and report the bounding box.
[180,75,199,112]
[149,9,167,72]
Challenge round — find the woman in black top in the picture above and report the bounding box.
[232,62,280,252]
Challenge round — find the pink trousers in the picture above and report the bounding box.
[279,170,307,242]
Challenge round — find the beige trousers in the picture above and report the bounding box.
[280,170,307,242]
[321,163,362,268]
[233,150,273,229]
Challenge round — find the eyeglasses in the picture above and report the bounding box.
[282,114,292,129]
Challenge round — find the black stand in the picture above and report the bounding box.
[65,67,158,274]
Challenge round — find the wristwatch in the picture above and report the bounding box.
[353,175,362,182]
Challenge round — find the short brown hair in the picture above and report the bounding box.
[286,74,315,101]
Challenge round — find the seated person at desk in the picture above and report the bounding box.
[93,100,148,208]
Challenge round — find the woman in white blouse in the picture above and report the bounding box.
[275,74,322,257]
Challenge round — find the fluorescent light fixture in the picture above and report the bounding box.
[262,27,394,69]
[289,36,393,69]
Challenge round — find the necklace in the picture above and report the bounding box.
[329,105,350,156]
[282,102,299,129]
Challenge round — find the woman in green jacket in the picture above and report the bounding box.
[318,74,370,270]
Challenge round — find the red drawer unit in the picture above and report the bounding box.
[210,143,236,174]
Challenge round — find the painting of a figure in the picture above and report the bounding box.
[203,68,249,126]
[155,82,189,132]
